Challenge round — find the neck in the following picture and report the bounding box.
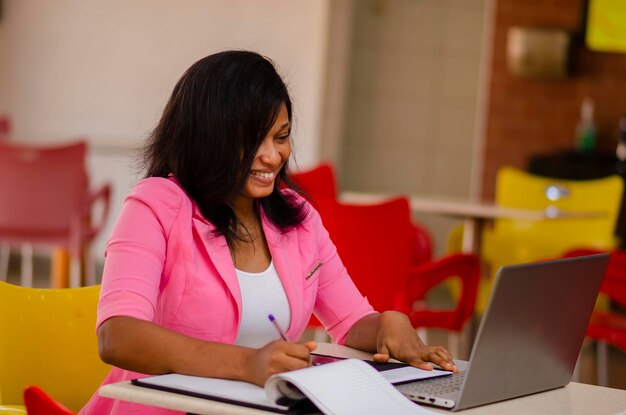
[231,202,263,245]
[231,198,255,222]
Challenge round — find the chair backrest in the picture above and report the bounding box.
[315,198,413,313]
[493,166,623,255]
[23,386,74,415]
[289,163,338,204]
[603,251,626,309]
[0,282,111,412]
[0,141,88,252]
[410,222,433,264]
[292,163,434,264]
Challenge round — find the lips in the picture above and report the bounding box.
[249,170,277,185]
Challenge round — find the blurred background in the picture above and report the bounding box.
[2,0,626,391]
[3,0,624,262]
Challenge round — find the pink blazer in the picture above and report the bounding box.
[79,177,375,415]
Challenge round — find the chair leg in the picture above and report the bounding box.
[69,255,82,288]
[85,246,97,286]
[597,340,609,386]
[51,249,70,288]
[0,243,10,281]
[20,243,34,287]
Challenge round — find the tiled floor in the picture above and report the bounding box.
[7,254,626,391]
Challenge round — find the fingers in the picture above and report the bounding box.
[373,343,390,362]
[301,340,317,352]
[389,343,457,373]
[416,346,458,373]
[372,353,390,363]
[282,353,312,370]
[248,340,315,386]
[406,358,434,371]
[284,341,313,359]
[266,340,312,370]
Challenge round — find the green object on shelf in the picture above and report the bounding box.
[578,125,596,154]
[576,97,596,154]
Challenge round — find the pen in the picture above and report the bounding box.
[268,314,288,341]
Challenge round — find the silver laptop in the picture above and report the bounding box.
[397,254,609,411]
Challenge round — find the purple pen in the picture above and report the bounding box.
[268,314,288,341]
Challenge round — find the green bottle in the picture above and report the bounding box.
[576,97,596,154]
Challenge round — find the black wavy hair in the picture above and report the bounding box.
[142,50,306,243]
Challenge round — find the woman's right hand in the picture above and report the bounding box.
[98,316,318,386]
[245,340,317,386]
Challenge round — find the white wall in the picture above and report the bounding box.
[0,0,331,264]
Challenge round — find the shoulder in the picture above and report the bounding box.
[127,177,190,215]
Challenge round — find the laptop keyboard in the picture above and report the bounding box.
[398,371,466,396]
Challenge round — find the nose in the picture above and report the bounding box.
[257,139,281,165]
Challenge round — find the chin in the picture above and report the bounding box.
[245,189,275,200]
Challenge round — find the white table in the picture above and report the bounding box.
[99,343,626,415]
[340,191,605,253]
[98,381,626,415]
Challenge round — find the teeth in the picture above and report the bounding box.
[251,171,274,179]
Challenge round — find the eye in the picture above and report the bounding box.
[275,135,290,143]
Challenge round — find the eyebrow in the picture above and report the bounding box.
[277,122,291,133]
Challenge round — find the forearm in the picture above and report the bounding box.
[98,316,253,382]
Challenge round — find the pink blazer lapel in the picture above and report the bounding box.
[191,208,242,321]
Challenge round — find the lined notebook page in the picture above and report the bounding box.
[265,359,436,415]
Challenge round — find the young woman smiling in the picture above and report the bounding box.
[80,50,457,415]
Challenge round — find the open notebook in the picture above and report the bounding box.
[132,359,441,415]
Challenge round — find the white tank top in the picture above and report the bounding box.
[234,260,291,348]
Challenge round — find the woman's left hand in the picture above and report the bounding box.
[372,311,458,373]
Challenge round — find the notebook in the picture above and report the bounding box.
[396,253,609,411]
[132,358,440,415]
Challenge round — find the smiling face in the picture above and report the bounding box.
[232,103,291,211]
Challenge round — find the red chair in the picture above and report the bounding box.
[563,248,626,386]
[0,141,111,287]
[315,198,480,356]
[289,163,337,205]
[23,386,74,415]
[410,221,434,266]
[290,163,434,264]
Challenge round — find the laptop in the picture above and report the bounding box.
[396,253,609,411]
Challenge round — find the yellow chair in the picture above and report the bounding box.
[483,166,622,267]
[0,282,111,413]
[449,167,623,312]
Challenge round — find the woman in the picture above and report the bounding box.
[80,50,457,415]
